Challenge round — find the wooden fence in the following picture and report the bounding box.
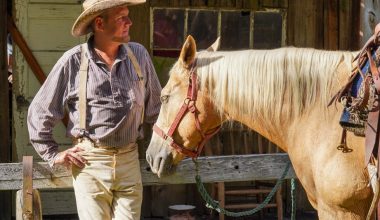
[0,154,296,190]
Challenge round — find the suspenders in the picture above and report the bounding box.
[78,44,89,137]
[125,45,145,127]
[78,43,145,140]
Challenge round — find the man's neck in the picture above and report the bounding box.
[93,35,120,70]
[93,35,120,58]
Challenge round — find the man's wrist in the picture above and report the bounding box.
[48,152,59,168]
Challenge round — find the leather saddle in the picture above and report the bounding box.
[331,23,380,171]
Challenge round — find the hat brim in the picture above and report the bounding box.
[72,0,145,37]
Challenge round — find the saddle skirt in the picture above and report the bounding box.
[339,48,380,136]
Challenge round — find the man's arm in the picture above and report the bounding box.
[27,56,86,168]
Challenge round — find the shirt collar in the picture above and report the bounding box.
[86,35,128,64]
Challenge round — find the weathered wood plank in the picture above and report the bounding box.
[338,0,352,50]
[261,0,288,8]
[150,0,170,7]
[0,154,296,190]
[324,0,339,49]
[191,0,206,7]
[0,1,12,219]
[130,3,151,51]
[172,0,190,7]
[288,0,323,48]
[247,0,260,9]
[23,156,34,219]
[351,0,361,50]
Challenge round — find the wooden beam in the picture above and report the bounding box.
[0,154,296,190]
[7,14,45,85]
[0,0,10,165]
[0,0,12,219]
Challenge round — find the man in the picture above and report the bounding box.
[27,0,161,219]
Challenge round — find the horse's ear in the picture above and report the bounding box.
[206,37,220,52]
[179,35,197,69]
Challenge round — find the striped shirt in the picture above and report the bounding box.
[27,37,162,165]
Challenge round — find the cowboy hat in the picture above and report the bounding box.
[72,0,145,37]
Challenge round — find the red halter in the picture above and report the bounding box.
[153,62,221,158]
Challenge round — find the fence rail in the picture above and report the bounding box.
[0,153,296,190]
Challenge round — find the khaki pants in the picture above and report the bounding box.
[72,139,142,220]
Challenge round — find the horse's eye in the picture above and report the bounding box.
[160,95,169,103]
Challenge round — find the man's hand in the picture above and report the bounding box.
[53,146,87,168]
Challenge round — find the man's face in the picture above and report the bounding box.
[101,6,133,43]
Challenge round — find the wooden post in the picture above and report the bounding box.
[16,156,42,220]
[23,156,33,219]
[217,182,225,220]
[0,0,12,219]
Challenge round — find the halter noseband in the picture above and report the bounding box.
[153,62,221,158]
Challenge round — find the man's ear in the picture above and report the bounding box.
[179,35,197,69]
[93,17,104,32]
[206,37,221,52]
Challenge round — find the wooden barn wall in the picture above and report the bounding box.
[130,0,361,52]
[287,0,360,50]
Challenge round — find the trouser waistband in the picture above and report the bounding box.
[73,137,137,152]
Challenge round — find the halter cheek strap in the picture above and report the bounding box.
[153,63,221,158]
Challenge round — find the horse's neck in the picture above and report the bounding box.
[201,49,354,151]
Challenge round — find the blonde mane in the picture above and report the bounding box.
[195,47,355,129]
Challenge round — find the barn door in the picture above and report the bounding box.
[13,0,85,215]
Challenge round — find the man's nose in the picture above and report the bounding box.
[125,17,132,26]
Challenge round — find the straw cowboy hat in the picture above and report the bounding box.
[72,0,145,37]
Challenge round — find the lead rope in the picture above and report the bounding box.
[291,177,297,220]
[193,158,296,218]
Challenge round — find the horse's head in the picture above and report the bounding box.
[146,36,224,177]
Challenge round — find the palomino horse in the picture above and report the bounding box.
[146,36,373,219]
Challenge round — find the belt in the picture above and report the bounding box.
[73,137,137,152]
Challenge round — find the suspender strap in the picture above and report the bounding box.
[78,44,144,136]
[79,43,89,131]
[125,45,145,126]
